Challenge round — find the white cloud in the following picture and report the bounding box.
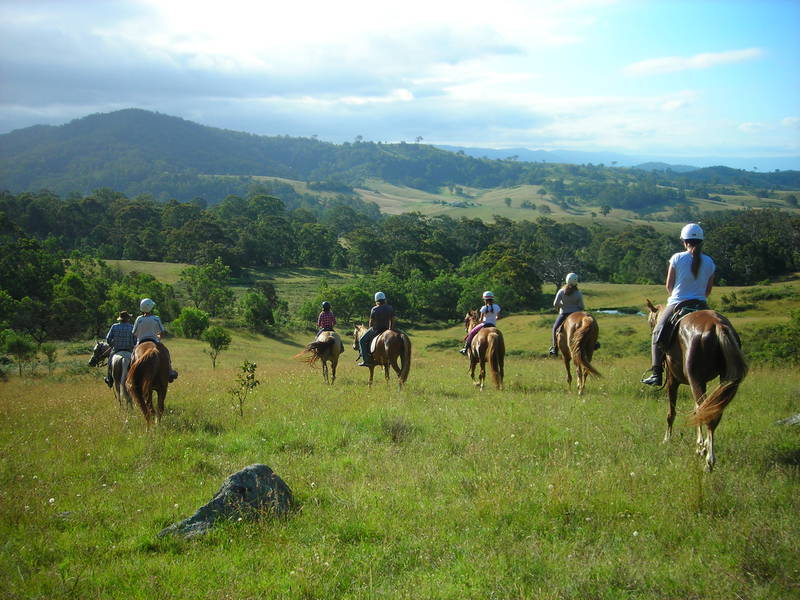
[781,116,800,128]
[624,48,764,77]
[738,122,766,133]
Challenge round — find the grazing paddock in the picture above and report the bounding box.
[0,318,798,599]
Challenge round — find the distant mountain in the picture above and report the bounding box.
[436,144,800,173]
[1,109,798,205]
[632,162,698,173]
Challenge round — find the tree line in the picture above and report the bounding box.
[2,184,799,353]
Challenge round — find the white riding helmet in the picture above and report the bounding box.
[374,291,386,301]
[482,291,494,299]
[680,223,704,241]
[565,272,578,285]
[140,298,155,313]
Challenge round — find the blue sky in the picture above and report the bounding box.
[0,0,798,165]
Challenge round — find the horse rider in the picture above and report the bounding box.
[549,273,584,356]
[357,292,395,367]
[132,298,178,382]
[460,291,501,354]
[317,300,345,352]
[104,310,134,387]
[641,223,715,387]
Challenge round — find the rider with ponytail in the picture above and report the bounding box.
[549,272,584,357]
[132,298,178,383]
[642,223,715,386]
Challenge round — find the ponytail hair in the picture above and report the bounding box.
[562,283,578,296]
[685,239,703,278]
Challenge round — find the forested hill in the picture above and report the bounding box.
[1,108,799,203]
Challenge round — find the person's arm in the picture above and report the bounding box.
[553,290,563,310]
[106,326,115,345]
[665,264,676,295]
[705,274,715,297]
[157,317,166,339]
[368,307,375,328]
[317,313,323,328]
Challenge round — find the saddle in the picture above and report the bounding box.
[657,299,709,351]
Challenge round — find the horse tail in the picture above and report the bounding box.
[399,333,412,384]
[569,315,601,378]
[126,346,158,418]
[294,339,335,366]
[691,322,747,426]
[487,330,505,389]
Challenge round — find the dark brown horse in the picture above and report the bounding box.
[646,300,747,471]
[352,325,411,388]
[125,341,170,428]
[464,310,505,390]
[295,331,343,384]
[556,311,600,396]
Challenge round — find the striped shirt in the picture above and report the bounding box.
[317,311,337,330]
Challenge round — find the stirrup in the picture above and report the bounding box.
[548,347,558,356]
[640,368,663,387]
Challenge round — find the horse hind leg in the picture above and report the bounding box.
[689,380,708,456]
[322,360,329,384]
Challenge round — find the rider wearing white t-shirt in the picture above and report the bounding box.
[642,224,715,387]
[460,291,501,354]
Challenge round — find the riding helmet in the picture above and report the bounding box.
[322,301,331,310]
[482,291,494,299]
[565,272,579,285]
[374,291,386,301]
[680,223,704,241]
[140,298,155,313]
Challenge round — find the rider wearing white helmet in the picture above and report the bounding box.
[642,223,715,386]
[549,273,584,356]
[132,298,178,382]
[358,292,395,366]
[460,291,502,354]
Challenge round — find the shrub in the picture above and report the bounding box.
[171,307,210,339]
[201,325,231,368]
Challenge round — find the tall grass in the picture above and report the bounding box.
[1,315,798,599]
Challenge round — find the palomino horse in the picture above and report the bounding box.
[556,311,601,396]
[463,310,505,390]
[646,300,747,471]
[295,331,344,384]
[125,341,170,428]
[352,325,411,388]
[88,341,132,409]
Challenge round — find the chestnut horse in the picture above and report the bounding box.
[352,325,411,388]
[646,300,747,471]
[464,310,505,390]
[125,341,170,428]
[295,331,343,384]
[556,311,601,396]
[88,340,132,410]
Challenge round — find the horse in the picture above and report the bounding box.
[88,340,132,410]
[125,341,170,428]
[555,311,601,396]
[294,331,343,384]
[463,310,505,390]
[645,299,748,471]
[352,324,411,388]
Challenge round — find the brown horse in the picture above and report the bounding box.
[352,325,411,388]
[294,331,343,384]
[463,310,505,390]
[646,300,747,471]
[125,341,170,428]
[556,311,601,396]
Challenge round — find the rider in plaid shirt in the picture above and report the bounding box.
[317,301,337,332]
[104,311,135,387]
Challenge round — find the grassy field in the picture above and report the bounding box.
[1,279,798,599]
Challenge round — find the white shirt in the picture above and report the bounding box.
[667,251,715,305]
[480,302,501,325]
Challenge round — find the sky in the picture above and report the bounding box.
[1,0,799,165]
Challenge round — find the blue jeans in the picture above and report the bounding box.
[358,328,380,361]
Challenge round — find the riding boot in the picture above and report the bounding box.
[641,365,663,386]
[459,341,469,355]
[358,354,374,367]
[549,345,558,356]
